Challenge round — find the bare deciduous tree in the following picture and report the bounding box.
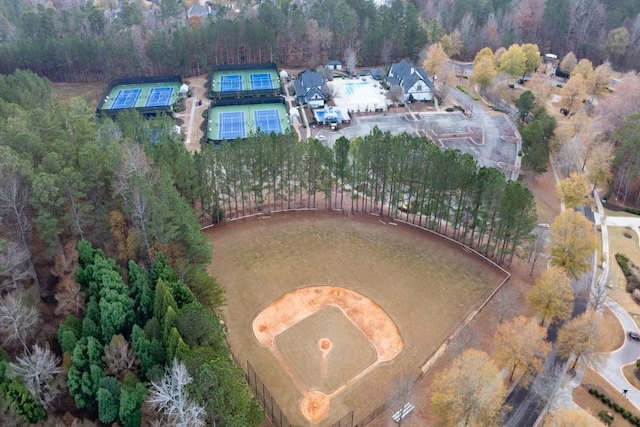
[0,292,40,351]
[596,73,640,132]
[0,239,32,292]
[8,345,62,409]
[115,144,157,262]
[388,85,405,104]
[0,147,39,291]
[103,334,139,379]
[530,360,566,415]
[528,227,548,276]
[147,359,205,427]
[344,45,359,74]
[54,278,85,317]
[494,284,520,323]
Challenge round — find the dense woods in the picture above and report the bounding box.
[195,130,537,264]
[1,0,640,82]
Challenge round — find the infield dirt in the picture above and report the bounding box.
[207,211,508,426]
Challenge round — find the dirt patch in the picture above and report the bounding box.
[177,74,210,152]
[208,212,507,426]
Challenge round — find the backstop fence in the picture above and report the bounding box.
[247,361,302,427]
[245,356,402,427]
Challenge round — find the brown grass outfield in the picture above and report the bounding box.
[207,212,508,426]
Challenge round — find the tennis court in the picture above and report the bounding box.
[145,87,174,108]
[254,109,282,133]
[219,111,246,140]
[211,66,281,96]
[250,73,273,91]
[220,74,244,92]
[99,80,182,113]
[207,102,290,143]
[112,89,142,109]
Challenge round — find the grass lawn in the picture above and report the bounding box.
[575,369,640,426]
[606,208,640,219]
[597,307,625,353]
[623,364,640,392]
[208,213,507,426]
[52,82,105,106]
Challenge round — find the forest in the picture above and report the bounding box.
[2,0,640,424]
[1,0,640,82]
[0,61,540,423]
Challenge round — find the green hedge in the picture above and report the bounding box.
[616,253,640,292]
[591,389,640,426]
[624,207,640,216]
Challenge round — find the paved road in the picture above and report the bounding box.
[504,264,592,427]
[506,158,640,426]
[602,299,640,402]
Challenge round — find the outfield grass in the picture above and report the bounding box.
[207,212,507,426]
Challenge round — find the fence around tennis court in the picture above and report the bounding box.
[210,62,282,99]
[96,75,183,118]
[207,97,290,144]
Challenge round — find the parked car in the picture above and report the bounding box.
[628,331,640,341]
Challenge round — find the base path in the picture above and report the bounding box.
[253,285,403,424]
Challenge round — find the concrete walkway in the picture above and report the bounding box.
[548,157,640,413]
[597,298,640,408]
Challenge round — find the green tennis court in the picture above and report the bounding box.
[208,102,290,142]
[101,82,181,111]
[211,68,281,94]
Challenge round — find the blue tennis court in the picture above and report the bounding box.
[250,73,273,90]
[219,111,246,139]
[145,87,174,107]
[112,89,141,109]
[254,109,282,134]
[220,75,243,92]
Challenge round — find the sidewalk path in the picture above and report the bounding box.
[547,156,640,413]
[598,298,640,409]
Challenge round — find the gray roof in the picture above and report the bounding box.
[370,68,386,80]
[328,60,342,65]
[300,71,324,88]
[187,4,208,18]
[389,59,413,78]
[388,60,434,91]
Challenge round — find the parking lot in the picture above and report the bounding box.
[316,86,521,180]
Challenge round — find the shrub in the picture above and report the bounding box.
[445,107,454,112]
[589,388,597,395]
[624,411,632,419]
[598,410,614,425]
[624,207,640,216]
[616,253,632,277]
[614,403,620,412]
